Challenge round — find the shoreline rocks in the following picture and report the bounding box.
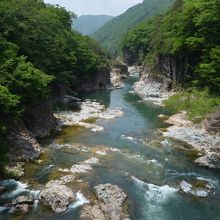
[163,112,220,169]
[132,68,220,169]
[133,73,174,106]
[55,99,123,132]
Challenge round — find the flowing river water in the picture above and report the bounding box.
[1,76,220,220]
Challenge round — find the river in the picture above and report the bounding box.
[1,76,220,220]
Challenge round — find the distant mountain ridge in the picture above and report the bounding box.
[92,0,174,55]
[73,15,114,35]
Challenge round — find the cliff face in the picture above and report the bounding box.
[153,54,196,84]
[7,120,43,162]
[23,100,57,138]
[73,68,111,91]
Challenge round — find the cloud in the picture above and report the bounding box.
[44,0,143,16]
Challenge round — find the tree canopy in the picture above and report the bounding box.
[121,0,220,92]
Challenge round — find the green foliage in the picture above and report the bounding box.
[122,0,220,91]
[0,86,20,116]
[93,0,174,56]
[0,0,110,137]
[164,89,220,123]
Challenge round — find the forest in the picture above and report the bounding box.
[0,0,110,148]
[121,0,220,92]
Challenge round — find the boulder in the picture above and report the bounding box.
[94,184,127,220]
[10,194,35,215]
[80,204,106,220]
[10,204,30,215]
[39,180,75,213]
[12,194,35,206]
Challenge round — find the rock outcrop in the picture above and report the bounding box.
[55,100,123,132]
[133,72,174,105]
[163,112,220,169]
[73,68,111,91]
[80,184,127,220]
[7,121,43,162]
[110,62,128,88]
[23,100,57,138]
[39,180,75,213]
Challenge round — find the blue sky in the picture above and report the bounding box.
[44,0,143,16]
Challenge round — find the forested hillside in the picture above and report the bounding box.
[73,15,114,35]
[0,0,110,163]
[122,0,220,92]
[92,0,174,56]
[122,0,220,122]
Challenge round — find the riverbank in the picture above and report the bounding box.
[132,66,220,169]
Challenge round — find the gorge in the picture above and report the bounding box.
[0,0,220,220]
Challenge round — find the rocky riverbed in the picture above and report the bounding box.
[163,112,220,169]
[132,67,220,169]
[1,73,220,220]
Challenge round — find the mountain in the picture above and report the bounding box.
[73,15,114,35]
[92,0,174,56]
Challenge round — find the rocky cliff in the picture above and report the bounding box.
[23,100,57,138]
[73,68,111,91]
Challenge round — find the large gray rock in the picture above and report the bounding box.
[39,180,75,213]
[94,184,127,220]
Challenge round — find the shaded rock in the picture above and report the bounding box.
[10,194,35,215]
[12,194,34,206]
[39,180,75,213]
[0,186,6,193]
[10,204,30,215]
[81,204,105,220]
[73,67,111,91]
[7,121,43,162]
[94,184,127,220]
[23,100,57,138]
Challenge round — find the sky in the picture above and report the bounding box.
[44,0,143,16]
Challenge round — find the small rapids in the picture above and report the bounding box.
[1,77,220,220]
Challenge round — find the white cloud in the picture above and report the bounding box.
[43,0,143,16]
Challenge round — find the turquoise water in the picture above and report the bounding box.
[1,76,220,220]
